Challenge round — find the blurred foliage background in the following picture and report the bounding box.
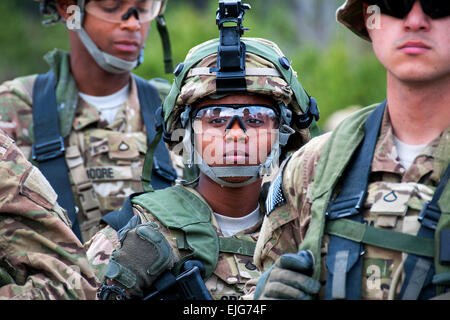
[0,0,387,129]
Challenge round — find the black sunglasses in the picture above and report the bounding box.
[366,0,450,19]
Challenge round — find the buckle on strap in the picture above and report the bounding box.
[32,136,65,162]
[77,182,102,220]
[326,191,367,220]
[418,200,441,231]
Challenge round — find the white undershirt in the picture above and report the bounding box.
[213,204,261,237]
[78,83,130,124]
[394,135,427,170]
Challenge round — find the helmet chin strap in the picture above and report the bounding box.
[76,28,140,74]
[196,154,261,188]
[191,131,282,188]
[75,0,141,74]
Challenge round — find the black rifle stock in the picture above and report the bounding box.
[143,260,212,300]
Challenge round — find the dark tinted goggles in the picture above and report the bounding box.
[193,105,280,132]
[366,0,450,19]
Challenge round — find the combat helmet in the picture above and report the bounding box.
[336,0,371,41]
[35,0,172,73]
[158,1,320,188]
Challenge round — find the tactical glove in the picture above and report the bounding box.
[101,215,177,299]
[254,250,321,300]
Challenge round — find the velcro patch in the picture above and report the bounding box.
[370,183,413,216]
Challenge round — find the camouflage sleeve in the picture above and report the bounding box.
[0,130,98,300]
[0,75,36,159]
[85,224,121,284]
[254,133,331,271]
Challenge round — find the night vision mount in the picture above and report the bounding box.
[212,0,251,93]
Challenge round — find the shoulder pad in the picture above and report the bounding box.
[265,155,292,216]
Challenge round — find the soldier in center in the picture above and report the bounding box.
[86,1,319,300]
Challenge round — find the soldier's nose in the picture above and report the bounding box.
[225,120,248,143]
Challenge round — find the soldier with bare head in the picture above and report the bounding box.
[0,0,179,244]
[0,129,98,299]
[254,0,450,300]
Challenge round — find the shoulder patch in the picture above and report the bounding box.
[21,166,58,210]
[265,168,287,216]
[0,74,36,104]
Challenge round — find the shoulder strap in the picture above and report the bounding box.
[218,237,256,257]
[324,100,386,300]
[32,71,82,241]
[133,74,177,190]
[398,163,450,299]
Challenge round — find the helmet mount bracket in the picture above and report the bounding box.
[211,1,251,93]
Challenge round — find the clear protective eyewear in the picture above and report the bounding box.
[85,0,163,23]
[193,105,280,135]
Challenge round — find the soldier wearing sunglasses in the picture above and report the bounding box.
[254,0,450,300]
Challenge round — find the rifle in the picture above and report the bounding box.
[98,260,212,300]
[143,260,212,300]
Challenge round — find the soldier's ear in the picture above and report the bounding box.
[362,2,375,41]
[55,0,77,21]
[362,2,370,22]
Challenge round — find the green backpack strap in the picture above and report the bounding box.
[325,219,435,258]
[219,236,256,257]
[132,186,219,278]
[298,104,379,280]
[177,236,256,257]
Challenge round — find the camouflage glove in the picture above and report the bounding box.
[254,250,321,300]
[101,215,177,299]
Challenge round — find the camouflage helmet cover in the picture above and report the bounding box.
[164,37,312,152]
[336,0,371,41]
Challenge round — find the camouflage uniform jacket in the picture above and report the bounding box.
[255,106,450,300]
[0,50,180,242]
[86,186,263,300]
[0,129,98,299]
